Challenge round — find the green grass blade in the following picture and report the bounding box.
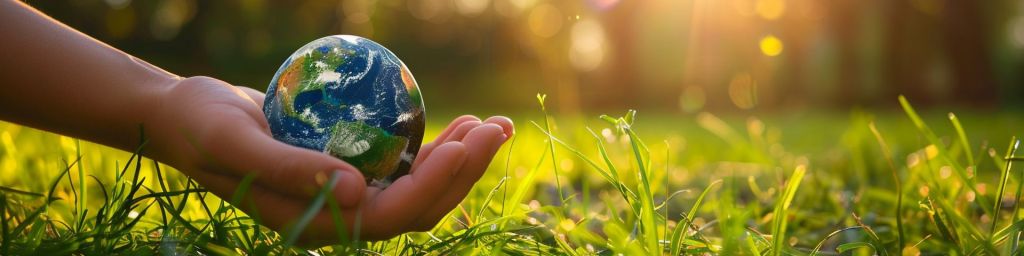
[868,122,905,250]
[770,166,805,256]
[74,139,86,227]
[501,133,517,218]
[537,93,566,202]
[624,126,659,254]
[503,145,548,228]
[670,179,721,256]
[1003,138,1022,253]
[992,137,1019,236]
[837,242,876,254]
[899,95,992,216]
[531,122,637,207]
[282,171,342,248]
[948,112,975,167]
[323,188,350,247]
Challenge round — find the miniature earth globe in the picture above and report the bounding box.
[263,35,425,187]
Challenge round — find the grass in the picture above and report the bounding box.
[2,96,1024,255]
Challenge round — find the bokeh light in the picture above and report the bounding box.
[31,0,1024,112]
[341,0,375,24]
[150,0,195,40]
[407,0,452,23]
[756,0,785,20]
[528,4,562,38]
[454,0,490,16]
[760,35,783,57]
[494,0,535,17]
[728,72,757,109]
[586,0,620,11]
[569,18,606,72]
[1011,16,1024,48]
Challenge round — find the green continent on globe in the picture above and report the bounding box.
[264,35,425,187]
[275,48,352,128]
[324,120,410,182]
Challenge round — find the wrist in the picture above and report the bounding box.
[140,76,239,170]
[138,74,186,165]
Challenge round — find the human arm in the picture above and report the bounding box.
[0,0,514,244]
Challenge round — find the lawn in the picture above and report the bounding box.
[2,97,1024,255]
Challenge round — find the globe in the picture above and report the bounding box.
[263,35,425,187]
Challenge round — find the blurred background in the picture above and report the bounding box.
[7,2,1024,253]
[29,0,1024,114]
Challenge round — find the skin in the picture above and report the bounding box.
[0,1,513,245]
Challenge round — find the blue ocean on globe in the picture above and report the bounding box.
[263,35,425,186]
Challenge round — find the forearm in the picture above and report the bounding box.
[0,1,178,153]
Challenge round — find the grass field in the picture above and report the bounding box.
[3,97,1024,255]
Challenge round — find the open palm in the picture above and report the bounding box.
[147,76,513,245]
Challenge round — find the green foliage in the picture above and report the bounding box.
[2,97,1024,255]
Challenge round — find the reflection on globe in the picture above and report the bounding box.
[263,35,425,187]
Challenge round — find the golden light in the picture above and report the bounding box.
[494,0,536,16]
[1010,16,1024,48]
[494,0,517,17]
[151,0,196,40]
[407,0,452,23]
[528,4,563,38]
[587,0,621,10]
[569,18,606,71]
[731,0,755,16]
[341,0,375,24]
[760,35,783,57]
[455,0,490,16]
[755,0,785,20]
[510,0,536,10]
[728,72,757,109]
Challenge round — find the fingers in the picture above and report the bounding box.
[412,120,511,230]
[441,120,485,143]
[482,116,514,138]
[434,116,482,143]
[411,116,482,173]
[191,162,431,245]
[360,142,468,235]
[235,86,267,109]
[199,121,367,208]
[413,115,480,164]
[186,115,513,245]
[185,168,361,245]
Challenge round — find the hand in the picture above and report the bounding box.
[148,76,514,245]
